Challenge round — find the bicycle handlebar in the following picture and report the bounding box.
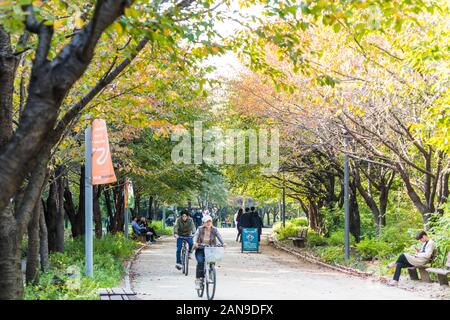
[198,243,224,248]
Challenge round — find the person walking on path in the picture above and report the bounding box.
[192,215,225,290]
[193,210,203,228]
[386,230,436,286]
[174,209,196,270]
[240,207,251,228]
[249,207,263,242]
[234,208,243,242]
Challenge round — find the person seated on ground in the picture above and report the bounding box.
[386,230,436,286]
[132,216,148,240]
[193,215,225,290]
[174,209,196,270]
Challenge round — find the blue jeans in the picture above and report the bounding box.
[195,248,205,279]
[176,237,193,264]
[393,253,413,281]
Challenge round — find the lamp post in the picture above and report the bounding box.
[343,134,350,260]
[84,126,93,277]
[124,177,129,239]
[282,173,286,228]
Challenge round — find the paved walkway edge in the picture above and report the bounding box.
[269,235,376,278]
[124,242,151,291]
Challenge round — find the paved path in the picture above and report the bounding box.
[130,228,433,300]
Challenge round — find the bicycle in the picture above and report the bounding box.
[179,236,192,276]
[196,244,224,300]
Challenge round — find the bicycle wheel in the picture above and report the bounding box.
[183,243,189,276]
[206,264,216,300]
[181,242,187,274]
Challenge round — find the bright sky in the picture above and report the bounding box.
[204,0,265,80]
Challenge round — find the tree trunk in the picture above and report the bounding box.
[0,26,16,148]
[63,178,78,238]
[55,167,65,252]
[0,205,23,299]
[93,185,103,238]
[104,187,113,232]
[45,179,57,252]
[26,201,41,284]
[349,180,361,242]
[112,180,124,233]
[77,165,86,236]
[149,196,154,219]
[306,200,324,234]
[39,201,49,272]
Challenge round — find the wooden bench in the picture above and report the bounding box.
[99,287,138,300]
[288,228,308,248]
[426,252,450,286]
[407,248,437,283]
[131,231,146,243]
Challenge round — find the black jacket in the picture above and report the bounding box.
[250,211,263,232]
[240,212,252,228]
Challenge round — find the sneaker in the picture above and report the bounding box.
[386,262,396,270]
[175,263,182,270]
[386,280,399,287]
[195,279,203,290]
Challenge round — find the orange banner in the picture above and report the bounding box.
[91,119,117,185]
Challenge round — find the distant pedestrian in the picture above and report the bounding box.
[239,207,252,244]
[225,215,230,227]
[249,206,263,242]
[193,210,203,228]
[235,208,243,242]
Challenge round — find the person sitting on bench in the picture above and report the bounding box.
[132,216,150,242]
[386,230,435,286]
[140,217,160,242]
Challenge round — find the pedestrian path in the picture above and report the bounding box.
[130,228,432,300]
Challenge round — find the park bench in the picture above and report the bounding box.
[131,230,146,243]
[99,287,138,300]
[426,252,450,286]
[407,248,437,283]
[288,228,308,248]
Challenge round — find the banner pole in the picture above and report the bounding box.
[85,126,93,277]
[124,177,129,239]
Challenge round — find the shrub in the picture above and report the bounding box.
[150,220,173,235]
[317,246,345,264]
[355,238,393,260]
[290,217,308,227]
[25,233,138,300]
[379,225,415,254]
[327,230,356,247]
[276,223,300,241]
[429,208,450,266]
[306,230,328,247]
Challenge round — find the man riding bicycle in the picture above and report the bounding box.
[193,215,224,290]
[174,209,196,270]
